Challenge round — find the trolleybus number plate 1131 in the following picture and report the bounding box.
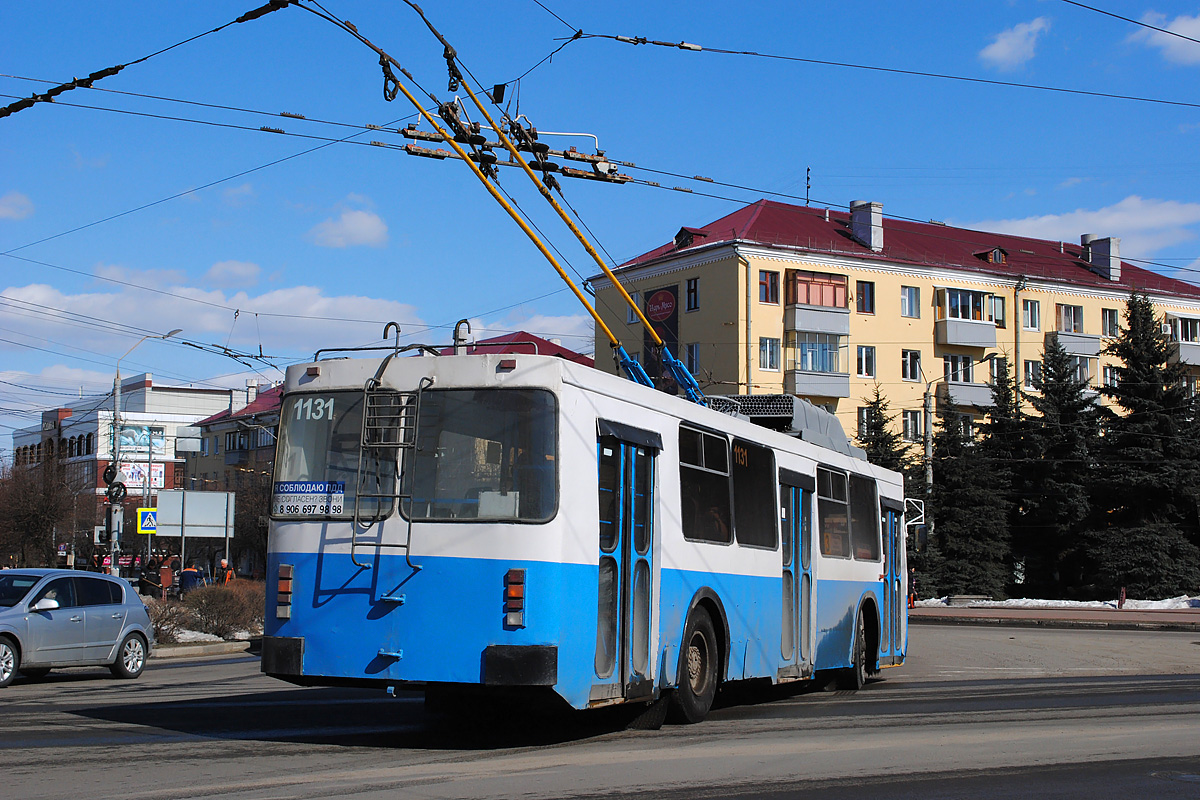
[273,481,346,516]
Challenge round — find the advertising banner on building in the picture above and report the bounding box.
[119,425,165,456]
[124,462,165,489]
[642,285,679,382]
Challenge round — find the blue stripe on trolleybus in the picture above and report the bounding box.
[268,551,883,708]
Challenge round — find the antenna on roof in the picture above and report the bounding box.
[805,166,811,206]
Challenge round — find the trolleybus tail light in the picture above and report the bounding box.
[277,563,294,619]
[504,568,525,628]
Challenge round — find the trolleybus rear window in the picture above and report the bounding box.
[401,389,557,523]
[273,391,396,520]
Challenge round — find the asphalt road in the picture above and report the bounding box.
[2,626,1199,799]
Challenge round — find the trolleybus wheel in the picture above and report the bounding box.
[668,607,718,724]
[837,609,867,691]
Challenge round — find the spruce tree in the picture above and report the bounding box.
[854,383,910,474]
[1089,293,1200,597]
[978,356,1025,593]
[1019,334,1101,597]
[925,399,1011,598]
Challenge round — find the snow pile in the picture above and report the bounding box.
[916,595,1199,610]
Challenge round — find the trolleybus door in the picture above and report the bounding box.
[779,473,814,678]
[879,505,904,665]
[595,433,656,702]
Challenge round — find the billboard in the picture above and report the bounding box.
[123,462,165,489]
[119,425,165,456]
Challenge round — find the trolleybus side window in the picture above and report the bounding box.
[817,466,850,558]
[274,391,393,520]
[731,437,777,549]
[679,425,732,543]
[402,389,557,523]
[848,474,881,561]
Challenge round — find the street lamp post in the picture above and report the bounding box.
[111,329,182,574]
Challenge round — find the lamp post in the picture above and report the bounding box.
[111,329,182,574]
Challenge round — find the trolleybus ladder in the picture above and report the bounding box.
[350,375,430,570]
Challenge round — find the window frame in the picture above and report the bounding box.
[944,354,974,383]
[900,285,920,318]
[902,410,922,442]
[1022,299,1041,331]
[1023,359,1042,390]
[685,278,699,312]
[759,270,780,304]
[759,336,781,371]
[1056,303,1084,334]
[856,281,876,314]
[901,349,921,382]
[626,291,641,325]
[856,345,876,378]
[679,424,733,545]
[1102,308,1120,338]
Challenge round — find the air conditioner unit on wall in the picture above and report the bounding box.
[1162,323,1172,335]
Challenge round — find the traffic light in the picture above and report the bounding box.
[102,504,122,545]
[104,462,127,503]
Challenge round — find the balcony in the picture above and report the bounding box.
[1048,331,1102,357]
[224,450,248,466]
[785,370,850,398]
[784,304,850,335]
[935,318,996,348]
[939,381,994,408]
[1172,341,1200,367]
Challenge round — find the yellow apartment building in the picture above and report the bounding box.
[590,199,1200,444]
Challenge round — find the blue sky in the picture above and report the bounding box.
[3,1,1200,450]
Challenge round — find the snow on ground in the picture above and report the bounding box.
[172,629,223,643]
[916,595,1200,610]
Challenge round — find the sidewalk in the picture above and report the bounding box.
[151,639,259,659]
[911,604,1200,632]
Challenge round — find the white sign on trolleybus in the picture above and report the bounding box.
[272,481,345,516]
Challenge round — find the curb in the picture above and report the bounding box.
[151,640,258,660]
[910,614,1200,633]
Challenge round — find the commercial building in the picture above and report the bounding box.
[590,199,1200,441]
[182,382,282,494]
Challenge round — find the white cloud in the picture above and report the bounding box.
[93,263,187,289]
[222,183,255,207]
[1058,177,1084,189]
[307,209,388,248]
[959,195,1200,258]
[203,260,261,289]
[0,191,34,220]
[979,17,1051,71]
[1129,13,1200,65]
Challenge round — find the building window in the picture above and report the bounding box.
[902,410,922,442]
[1067,356,1091,384]
[856,346,876,378]
[630,351,642,366]
[759,271,780,304]
[787,332,844,373]
[990,296,1006,329]
[1103,365,1118,388]
[857,407,871,438]
[686,278,699,311]
[1177,317,1200,343]
[937,288,988,321]
[900,286,920,318]
[201,437,209,456]
[213,435,219,455]
[1102,308,1119,337]
[901,350,921,382]
[1023,299,1040,331]
[1057,304,1084,334]
[1024,360,1042,390]
[944,354,973,383]
[626,292,641,324]
[759,337,781,371]
[856,281,875,314]
[990,356,1009,385]
[787,270,847,307]
[685,342,700,376]
[958,414,976,439]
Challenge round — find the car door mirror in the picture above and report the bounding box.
[32,598,60,611]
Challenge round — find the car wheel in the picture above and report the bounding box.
[110,633,147,679]
[837,609,868,691]
[667,607,719,724]
[0,637,18,688]
[19,667,50,680]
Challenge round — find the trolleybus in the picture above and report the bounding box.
[261,346,907,723]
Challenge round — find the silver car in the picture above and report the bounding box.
[0,568,154,687]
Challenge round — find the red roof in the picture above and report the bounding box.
[620,199,1200,300]
[438,331,593,366]
[196,385,282,426]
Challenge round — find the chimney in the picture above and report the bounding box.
[1081,234,1121,282]
[850,201,883,251]
[246,379,259,404]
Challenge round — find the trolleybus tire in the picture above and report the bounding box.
[0,636,18,688]
[668,607,718,724]
[837,609,868,691]
[109,633,146,679]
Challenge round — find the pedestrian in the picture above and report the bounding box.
[908,569,918,609]
[179,562,204,596]
[215,558,235,585]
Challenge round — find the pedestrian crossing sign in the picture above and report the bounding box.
[137,508,157,535]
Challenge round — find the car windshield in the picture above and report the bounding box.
[0,573,41,607]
